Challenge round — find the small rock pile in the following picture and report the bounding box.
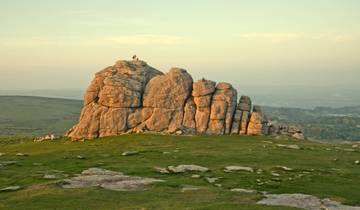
[34,134,57,142]
[268,123,305,140]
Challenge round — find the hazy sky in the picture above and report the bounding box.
[0,0,359,92]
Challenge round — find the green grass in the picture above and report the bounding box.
[0,134,359,209]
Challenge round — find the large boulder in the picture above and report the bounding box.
[66,60,162,140]
[142,68,193,133]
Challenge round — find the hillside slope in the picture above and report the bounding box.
[0,96,81,136]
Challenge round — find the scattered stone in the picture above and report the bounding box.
[101,154,111,157]
[205,177,221,183]
[355,160,360,165]
[0,161,17,166]
[16,153,28,156]
[271,172,281,177]
[43,174,57,179]
[0,186,21,192]
[0,153,4,156]
[262,141,273,144]
[62,168,163,191]
[224,166,254,173]
[77,155,86,159]
[33,162,43,166]
[352,144,358,148]
[191,174,201,178]
[343,149,356,152]
[167,165,209,173]
[181,185,200,192]
[276,144,300,150]
[34,134,57,142]
[257,193,360,210]
[121,151,139,156]
[162,152,171,155]
[276,166,293,171]
[154,167,170,174]
[214,184,222,188]
[230,188,256,193]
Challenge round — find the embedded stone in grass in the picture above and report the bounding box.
[205,177,222,183]
[343,148,356,152]
[224,166,254,173]
[0,153,5,156]
[121,151,139,156]
[355,160,360,165]
[0,161,17,166]
[271,172,281,177]
[191,174,201,178]
[257,193,360,210]
[43,174,57,179]
[0,186,21,192]
[230,188,256,193]
[77,155,85,159]
[16,153,29,156]
[276,144,300,150]
[276,166,293,171]
[61,168,163,191]
[167,165,209,173]
[154,167,170,174]
[181,185,200,192]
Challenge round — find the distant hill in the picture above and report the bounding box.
[0,96,82,136]
[0,95,359,141]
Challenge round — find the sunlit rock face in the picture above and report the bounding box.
[66,59,269,140]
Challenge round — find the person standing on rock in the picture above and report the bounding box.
[132,55,139,62]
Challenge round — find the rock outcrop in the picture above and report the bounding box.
[268,123,305,140]
[66,59,270,140]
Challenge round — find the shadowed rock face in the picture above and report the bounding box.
[66,59,269,140]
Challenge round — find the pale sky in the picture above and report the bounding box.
[0,0,359,92]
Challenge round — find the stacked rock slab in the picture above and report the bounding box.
[231,96,252,135]
[66,59,269,140]
[207,83,237,135]
[192,79,216,133]
[247,105,269,135]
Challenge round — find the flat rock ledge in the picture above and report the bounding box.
[257,193,360,210]
[61,168,163,191]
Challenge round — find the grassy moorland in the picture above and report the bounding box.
[0,96,81,136]
[0,134,359,210]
